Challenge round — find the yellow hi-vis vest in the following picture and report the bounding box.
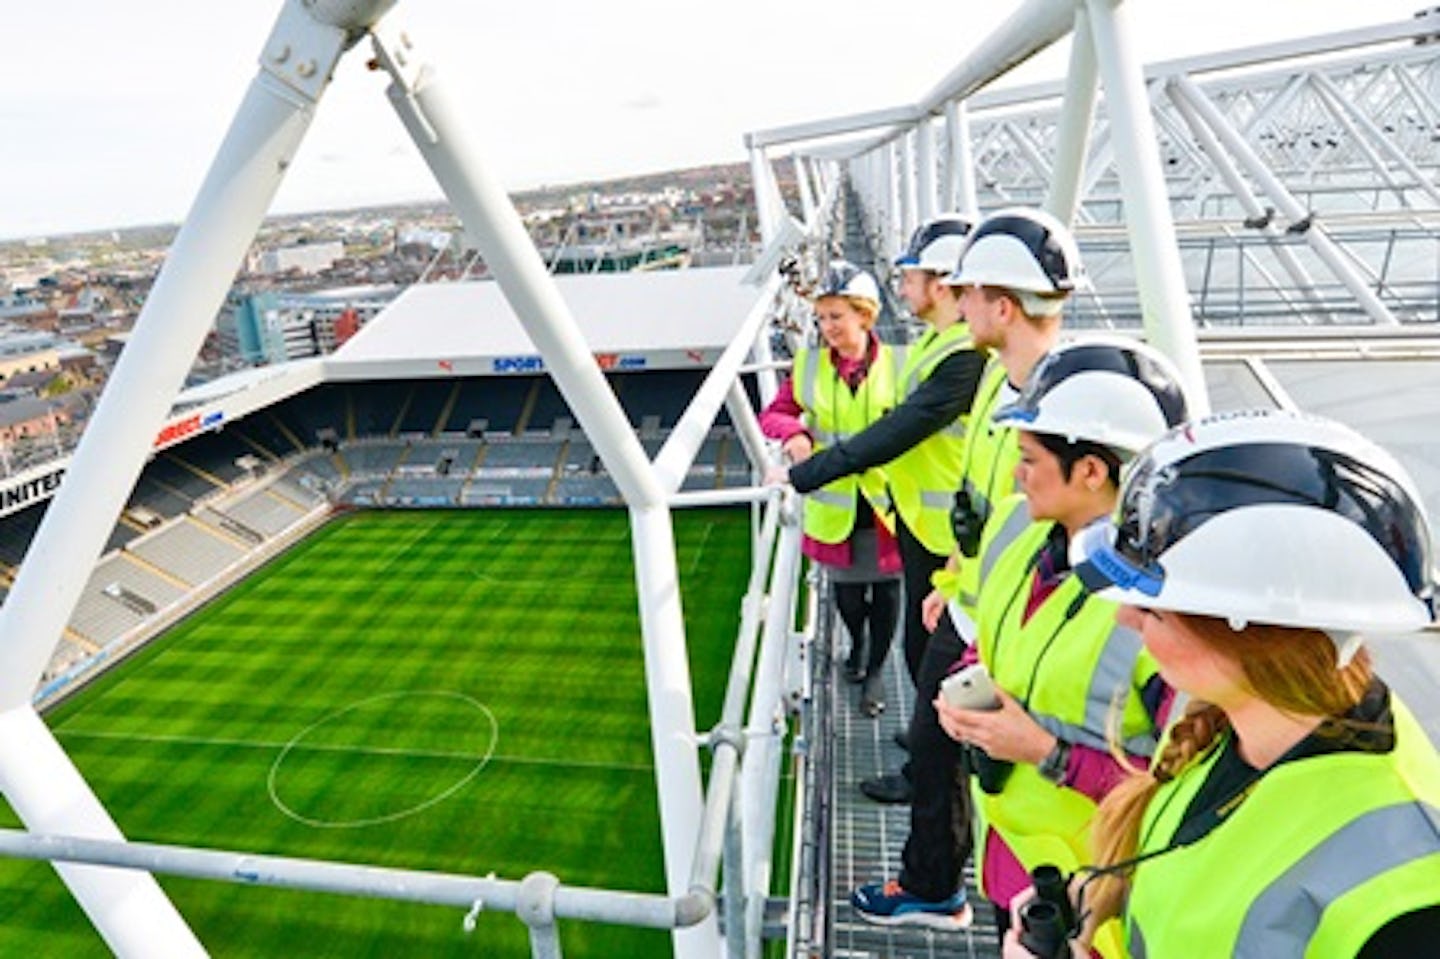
[948,360,1023,617]
[1125,696,1440,959]
[792,344,898,545]
[887,322,977,555]
[970,496,1162,898]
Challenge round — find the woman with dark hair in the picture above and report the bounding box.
[929,339,1190,952]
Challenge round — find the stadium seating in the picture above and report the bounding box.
[396,379,455,435]
[338,441,406,476]
[225,488,312,538]
[1,369,760,691]
[129,518,248,586]
[523,378,570,434]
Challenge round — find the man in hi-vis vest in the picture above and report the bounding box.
[851,209,1089,930]
[767,213,985,801]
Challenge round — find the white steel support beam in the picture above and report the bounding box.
[1169,74,1403,326]
[899,130,918,246]
[748,146,783,245]
[916,118,938,223]
[793,155,817,227]
[0,708,204,955]
[952,101,981,218]
[727,380,770,473]
[882,144,901,261]
[1086,0,1209,413]
[654,278,780,493]
[0,2,384,950]
[1003,121,1057,196]
[1046,3,1098,224]
[1311,72,1440,207]
[1165,83,1330,317]
[371,22,716,958]
[740,516,802,959]
[1307,75,1410,205]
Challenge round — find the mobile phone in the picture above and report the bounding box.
[940,663,1001,711]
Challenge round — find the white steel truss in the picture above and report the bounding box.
[751,9,1440,331]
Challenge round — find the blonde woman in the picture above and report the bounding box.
[760,261,899,716]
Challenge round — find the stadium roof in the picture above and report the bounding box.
[326,265,764,380]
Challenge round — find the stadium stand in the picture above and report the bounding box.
[615,369,699,427]
[477,438,564,469]
[352,380,412,436]
[126,476,192,521]
[145,455,224,503]
[1,369,761,696]
[231,412,305,461]
[396,379,455,435]
[195,507,266,545]
[0,503,45,568]
[523,378,571,434]
[129,518,248,586]
[225,488,312,538]
[280,382,350,445]
[337,440,406,476]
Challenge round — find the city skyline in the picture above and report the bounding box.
[2,0,1428,239]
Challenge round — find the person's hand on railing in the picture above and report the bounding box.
[781,433,813,465]
[763,464,791,487]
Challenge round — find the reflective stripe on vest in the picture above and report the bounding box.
[956,493,1031,613]
[971,514,1161,900]
[792,344,898,544]
[1127,699,1440,959]
[958,361,1018,522]
[888,323,977,555]
[953,365,1022,615]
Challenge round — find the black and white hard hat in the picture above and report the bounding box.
[814,260,881,308]
[994,337,1191,458]
[894,213,975,274]
[1072,410,1437,634]
[946,207,1085,294]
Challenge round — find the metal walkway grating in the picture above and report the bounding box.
[827,631,1001,959]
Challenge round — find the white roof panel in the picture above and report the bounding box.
[326,266,762,379]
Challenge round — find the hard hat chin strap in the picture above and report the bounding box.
[1329,631,1365,669]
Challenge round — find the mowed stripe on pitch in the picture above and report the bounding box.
[1,508,748,958]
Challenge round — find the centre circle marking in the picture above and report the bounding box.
[267,690,498,828]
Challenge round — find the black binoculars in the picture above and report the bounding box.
[951,489,986,559]
[967,743,1013,794]
[1018,864,1079,958]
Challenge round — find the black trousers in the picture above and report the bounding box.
[895,517,947,685]
[897,611,974,902]
[834,580,901,675]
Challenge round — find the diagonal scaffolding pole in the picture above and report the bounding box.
[369,17,719,958]
[0,2,395,952]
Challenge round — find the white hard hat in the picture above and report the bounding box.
[946,207,1085,294]
[814,260,880,308]
[894,214,975,274]
[1071,409,1437,634]
[993,337,1191,457]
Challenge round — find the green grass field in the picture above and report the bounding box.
[0,508,752,957]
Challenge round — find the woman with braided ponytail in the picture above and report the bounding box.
[1027,409,1440,959]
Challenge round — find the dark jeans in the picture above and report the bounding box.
[834,580,901,675]
[895,517,947,685]
[897,611,974,902]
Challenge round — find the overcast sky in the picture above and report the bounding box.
[1,0,1429,238]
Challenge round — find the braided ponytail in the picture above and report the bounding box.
[1086,701,1228,923]
[1084,612,1372,927]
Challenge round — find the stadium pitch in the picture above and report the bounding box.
[0,507,753,957]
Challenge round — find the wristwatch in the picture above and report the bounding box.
[1038,739,1071,786]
